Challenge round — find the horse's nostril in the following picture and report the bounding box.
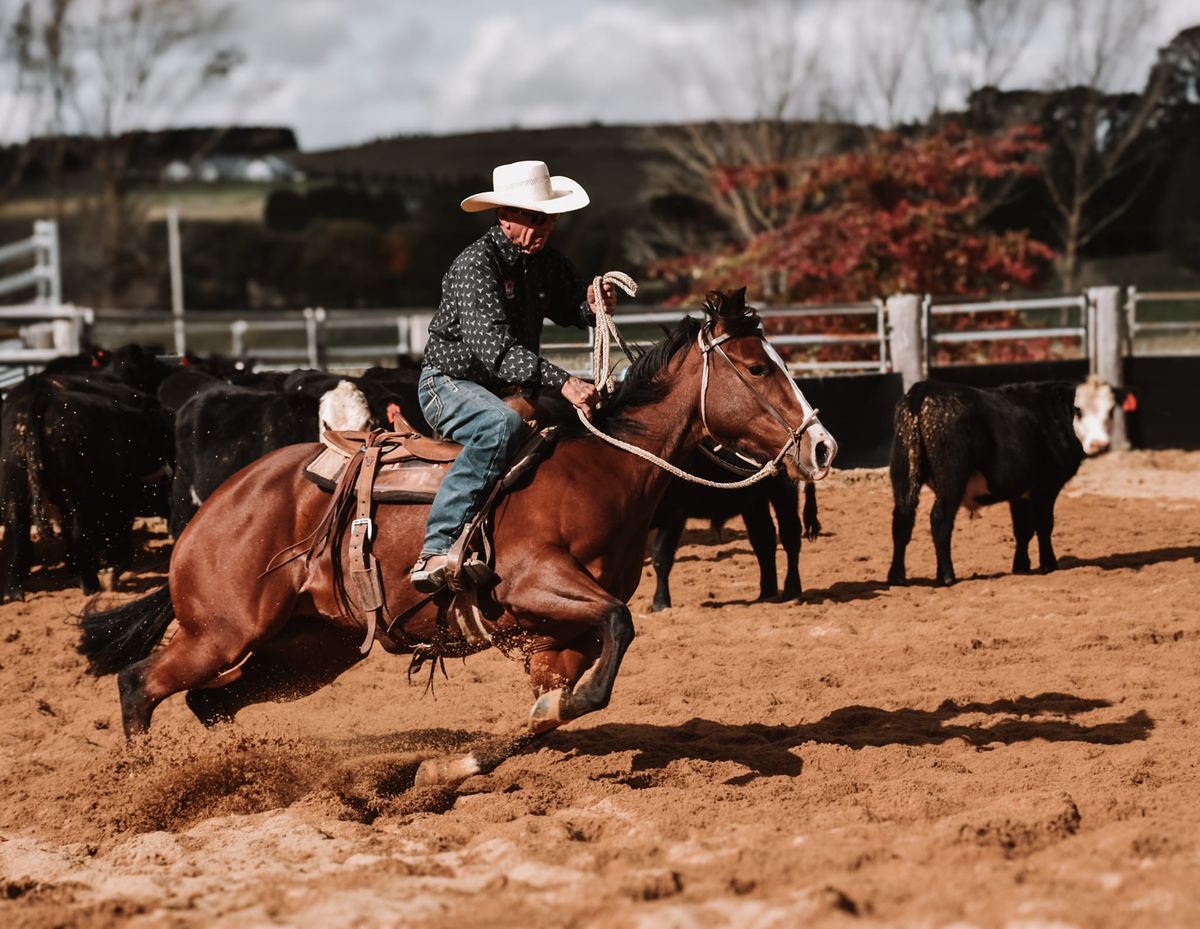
[815,441,831,468]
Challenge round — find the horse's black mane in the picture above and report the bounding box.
[550,306,761,439]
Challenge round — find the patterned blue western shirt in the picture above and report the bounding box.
[422,225,593,393]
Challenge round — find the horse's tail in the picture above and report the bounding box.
[801,481,820,541]
[77,584,174,676]
[890,390,927,513]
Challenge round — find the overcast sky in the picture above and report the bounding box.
[12,0,1200,151]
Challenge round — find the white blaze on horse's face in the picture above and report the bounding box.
[1073,375,1116,457]
[760,338,838,480]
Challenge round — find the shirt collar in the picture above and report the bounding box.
[487,224,525,267]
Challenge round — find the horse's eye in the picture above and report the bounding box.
[748,363,769,377]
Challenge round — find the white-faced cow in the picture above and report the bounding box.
[887,375,1118,587]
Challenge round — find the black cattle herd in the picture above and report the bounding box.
[0,344,1117,607]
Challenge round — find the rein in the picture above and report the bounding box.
[580,276,820,489]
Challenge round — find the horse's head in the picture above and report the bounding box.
[697,288,837,481]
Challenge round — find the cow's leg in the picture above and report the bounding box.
[742,500,780,601]
[770,478,802,599]
[1,513,32,603]
[888,502,916,585]
[168,468,197,539]
[888,443,921,586]
[1032,494,1059,573]
[185,615,364,725]
[801,482,820,541]
[1009,499,1036,574]
[650,510,685,611]
[929,483,965,587]
[63,510,102,596]
[99,503,135,591]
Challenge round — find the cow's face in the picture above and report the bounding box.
[1073,376,1115,456]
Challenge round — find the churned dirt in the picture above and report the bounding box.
[1,450,1198,929]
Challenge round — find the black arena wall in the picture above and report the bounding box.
[793,373,905,469]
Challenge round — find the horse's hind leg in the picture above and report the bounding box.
[119,594,299,737]
[185,616,365,725]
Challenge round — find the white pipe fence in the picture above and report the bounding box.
[0,220,61,305]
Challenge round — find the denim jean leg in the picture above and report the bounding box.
[418,372,526,555]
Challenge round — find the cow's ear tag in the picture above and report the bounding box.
[1121,392,1137,413]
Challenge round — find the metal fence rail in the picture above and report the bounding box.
[85,301,892,377]
[545,302,889,376]
[923,293,1089,364]
[90,306,421,370]
[1125,288,1200,353]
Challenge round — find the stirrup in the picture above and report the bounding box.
[410,553,448,593]
[446,554,494,593]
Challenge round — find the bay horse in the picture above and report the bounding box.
[78,288,837,785]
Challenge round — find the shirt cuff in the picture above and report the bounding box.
[538,358,571,390]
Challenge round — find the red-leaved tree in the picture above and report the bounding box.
[651,125,1059,364]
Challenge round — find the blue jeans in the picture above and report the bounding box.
[418,369,527,555]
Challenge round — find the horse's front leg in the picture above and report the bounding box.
[528,603,634,732]
[414,570,635,787]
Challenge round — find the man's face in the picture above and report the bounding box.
[497,207,557,254]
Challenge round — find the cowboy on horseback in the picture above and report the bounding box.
[410,160,618,592]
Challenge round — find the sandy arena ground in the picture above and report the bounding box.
[0,450,1197,929]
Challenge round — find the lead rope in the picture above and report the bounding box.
[579,274,812,490]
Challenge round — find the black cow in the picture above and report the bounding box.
[649,452,820,611]
[0,373,173,600]
[887,376,1118,587]
[169,384,322,536]
[169,366,424,535]
[284,367,427,434]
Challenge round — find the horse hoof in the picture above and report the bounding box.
[414,753,480,787]
[529,688,572,734]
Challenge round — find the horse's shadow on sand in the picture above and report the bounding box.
[543,693,1153,781]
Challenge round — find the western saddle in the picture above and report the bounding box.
[300,402,555,655]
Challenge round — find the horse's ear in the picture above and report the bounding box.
[726,287,747,316]
[703,287,751,322]
[703,290,724,321]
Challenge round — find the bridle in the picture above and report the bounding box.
[575,296,825,490]
[696,322,823,477]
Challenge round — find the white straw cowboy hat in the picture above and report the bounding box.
[460,160,590,214]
